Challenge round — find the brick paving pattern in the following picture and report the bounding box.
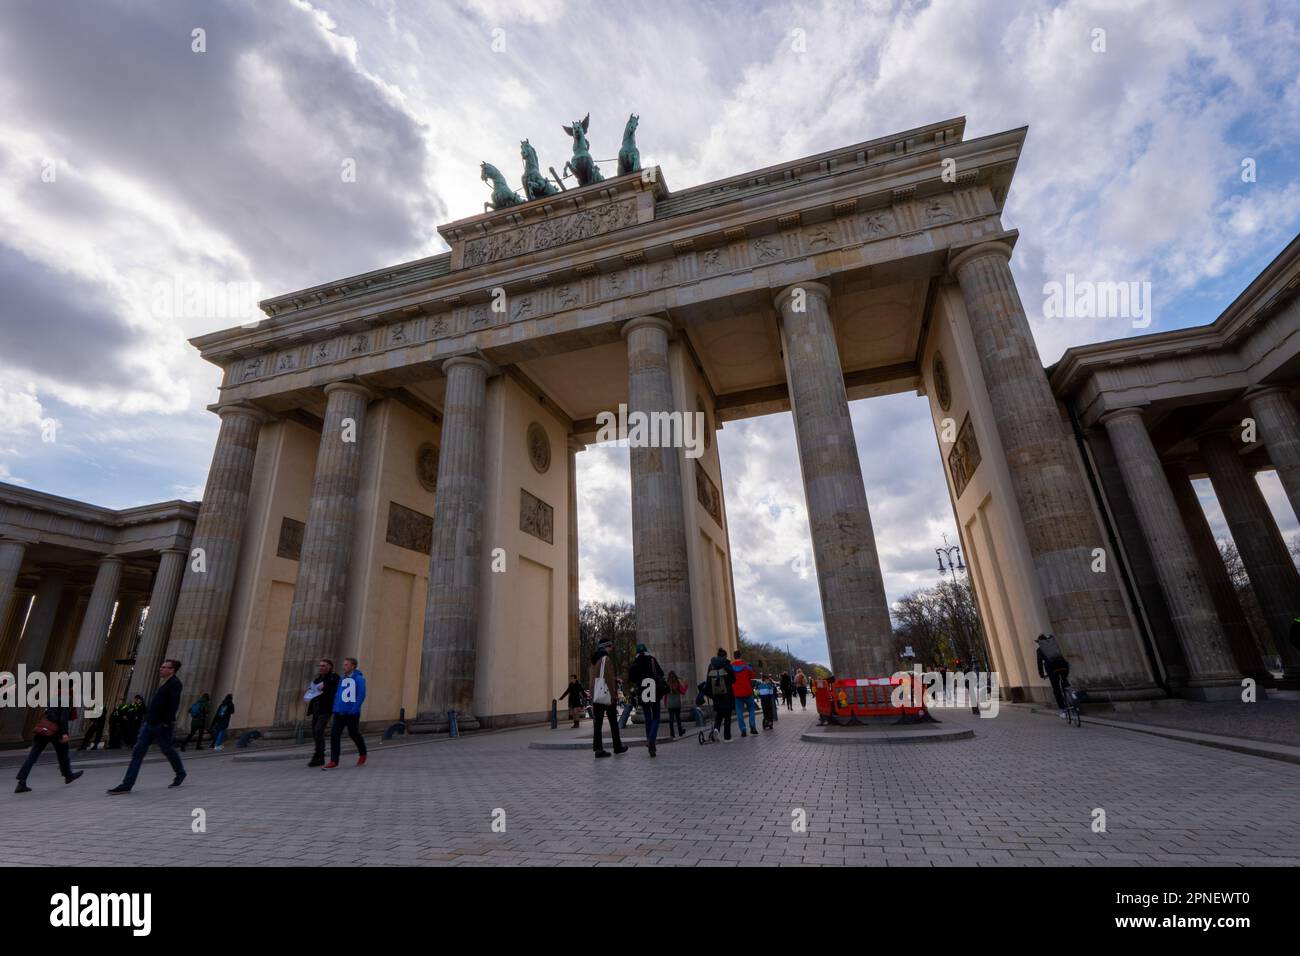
[1,705,1297,867]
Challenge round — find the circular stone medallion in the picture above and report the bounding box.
[527,421,551,473]
[933,352,953,412]
[416,442,439,492]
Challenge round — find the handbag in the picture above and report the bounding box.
[33,717,59,738]
[592,657,612,706]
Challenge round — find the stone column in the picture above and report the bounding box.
[0,568,67,741]
[1100,411,1238,695]
[164,404,266,705]
[0,539,27,646]
[623,316,697,684]
[0,591,33,674]
[272,381,373,728]
[775,285,893,677]
[1198,429,1300,679]
[1245,386,1300,523]
[950,241,1154,693]
[567,436,583,681]
[65,555,124,724]
[417,356,492,730]
[101,595,143,710]
[1164,461,1270,685]
[129,549,187,699]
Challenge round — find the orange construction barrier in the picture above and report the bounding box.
[814,676,928,725]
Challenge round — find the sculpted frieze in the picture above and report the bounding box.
[463,198,638,268]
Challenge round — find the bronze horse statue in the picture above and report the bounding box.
[520,139,558,201]
[481,161,524,212]
[618,113,640,176]
[562,113,604,187]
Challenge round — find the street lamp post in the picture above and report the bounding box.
[935,535,985,672]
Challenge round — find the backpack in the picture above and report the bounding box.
[190,700,205,718]
[707,663,730,697]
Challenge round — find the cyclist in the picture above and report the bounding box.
[1035,634,1070,718]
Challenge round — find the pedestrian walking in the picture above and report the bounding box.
[107,659,187,794]
[705,648,736,741]
[589,638,627,758]
[558,674,585,728]
[323,657,367,769]
[779,671,794,711]
[628,643,666,758]
[77,708,107,751]
[665,670,688,739]
[306,659,340,767]
[14,694,83,793]
[731,651,759,736]
[179,692,210,751]
[794,668,808,710]
[208,694,235,750]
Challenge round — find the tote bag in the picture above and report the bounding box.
[592,657,612,706]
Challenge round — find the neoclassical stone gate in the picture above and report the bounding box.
[157,116,1187,730]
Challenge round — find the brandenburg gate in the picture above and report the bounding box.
[127,114,1271,732]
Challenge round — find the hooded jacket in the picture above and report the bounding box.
[1036,636,1068,678]
[333,670,366,715]
[705,654,736,700]
[628,652,665,702]
[731,658,755,698]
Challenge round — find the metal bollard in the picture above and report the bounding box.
[447,710,459,738]
[549,699,558,729]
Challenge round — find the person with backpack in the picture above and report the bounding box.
[1035,634,1071,718]
[665,670,688,739]
[628,643,666,758]
[705,648,736,742]
[731,651,759,737]
[14,691,83,793]
[208,694,235,751]
[178,692,210,751]
[324,657,367,769]
[558,674,586,728]
[589,638,628,758]
[306,659,340,768]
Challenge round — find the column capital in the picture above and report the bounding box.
[948,238,1017,277]
[322,380,377,402]
[215,402,272,425]
[96,554,125,567]
[1097,406,1148,428]
[620,315,673,340]
[567,435,586,454]
[772,281,831,314]
[1243,383,1292,403]
[441,354,495,377]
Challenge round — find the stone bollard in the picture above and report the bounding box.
[447,710,459,738]
[549,699,558,729]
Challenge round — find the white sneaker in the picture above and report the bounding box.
[1057,709,1067,718]
[213,745,224,751]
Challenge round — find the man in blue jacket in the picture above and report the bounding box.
[323,657,367,769]
[108,659,187,793]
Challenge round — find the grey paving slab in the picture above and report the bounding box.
[0,707,1297,867]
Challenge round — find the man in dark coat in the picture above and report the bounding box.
[108,659,187,793]
[307,659,341,767]
[1035,634,1071,716]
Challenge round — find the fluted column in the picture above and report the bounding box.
[1245,386,1300,523]
[65,556,123,724]
[272,381,373,727]
[775,284,893,677]
[129,549,187,699]
[1,591,33,674]
[0,539,27,650]
[950,241,1154,693]
[164,404,266,706]
[622,317,697,682]
[1164,461,1270,684]
[416,356,492,729]
[568,435,582,681]
[1100,411,1238,694]
[1198,429,1300,679]
[0,568,67,741]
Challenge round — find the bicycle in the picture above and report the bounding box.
[1056,672,1083,727]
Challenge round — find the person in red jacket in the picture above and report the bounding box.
[731,652,759,737]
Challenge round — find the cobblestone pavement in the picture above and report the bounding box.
[1105,698,1300,746]
[1,704,1297,867]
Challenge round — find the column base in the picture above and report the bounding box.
[1181,682,1248,702]
[408,714,482,735]
[1074,682,1167,702]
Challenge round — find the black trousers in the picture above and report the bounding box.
[330,714,366,762]
[311,712,332,760]
[712,697,733,740]
[667,706,684,737]
[180,721,206,750]
[18,735,73,782]
[796,687,807,708]
[591,702,622,752]
[78,717,105,750]
[1047,668,1070,709]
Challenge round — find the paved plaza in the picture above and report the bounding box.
[1,705,1297,867]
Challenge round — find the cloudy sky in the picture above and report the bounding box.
[1,0,1297,666]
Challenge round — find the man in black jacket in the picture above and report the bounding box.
[628,644,666,758]
[307,659,340,767]
[108,659,187,794]
[1035,634,1071,717]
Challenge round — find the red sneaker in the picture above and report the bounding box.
[322,761,338,770]
[356,755,367,766]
